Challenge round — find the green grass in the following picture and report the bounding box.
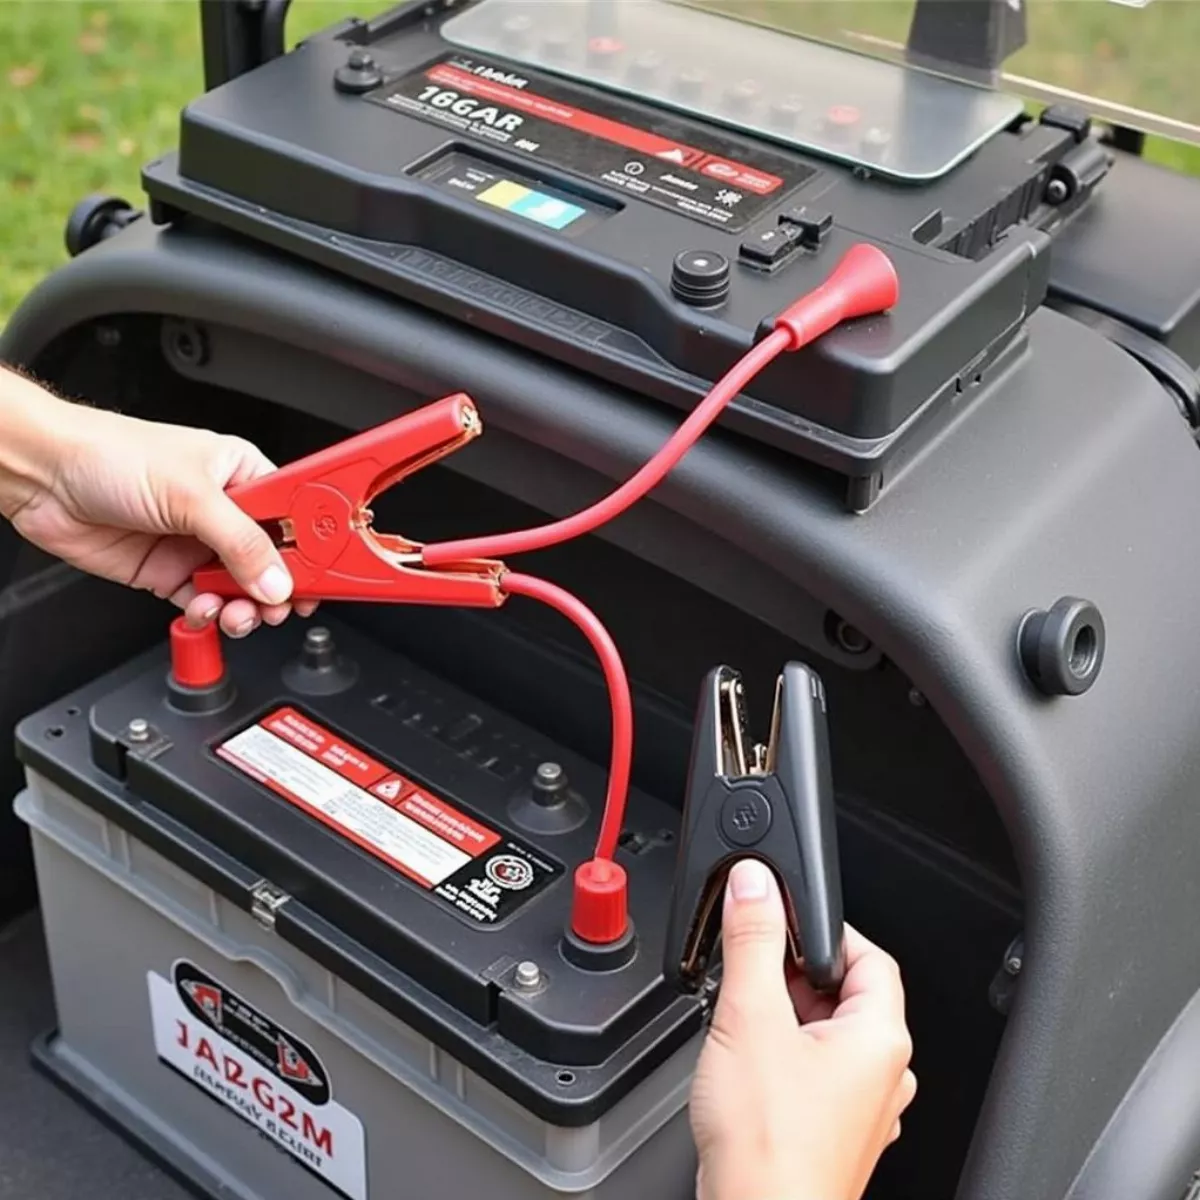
[0,0,360,325]
[2,0,1199,328]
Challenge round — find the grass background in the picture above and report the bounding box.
[0,0,363,325]
[2,0,1199,328]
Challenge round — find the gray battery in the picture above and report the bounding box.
[15,772,700,1200]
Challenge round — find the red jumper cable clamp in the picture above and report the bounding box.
[192,394,506,606]
[188,243,901,956]
[188,391,635,950]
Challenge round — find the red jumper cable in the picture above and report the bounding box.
[190,243,899,948]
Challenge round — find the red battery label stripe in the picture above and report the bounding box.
[216,741,440,887]
[265,707,391,789]
[425,64,783,195]
[261,707,500,853]
[221,707,503,875]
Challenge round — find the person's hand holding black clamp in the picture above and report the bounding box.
[690,858,916,1200]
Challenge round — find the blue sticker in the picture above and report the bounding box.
[508,191,586,230]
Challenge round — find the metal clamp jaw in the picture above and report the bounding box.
[663,663,847,994]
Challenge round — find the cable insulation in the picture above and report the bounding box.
[501,572,633,863]
[422,329,793,566]
[420,245,899,922]
[450,332,791,873]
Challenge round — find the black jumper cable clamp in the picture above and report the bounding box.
[663,662,847,996]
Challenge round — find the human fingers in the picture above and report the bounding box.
[709,859,797,1035]
[260,602,293,627]
[184,590,301,636]
[222,440,277,487]
[219,598,266,638]
[885,1071,919,1145]
[210,442,319,622]
[785,959,838,1024]
[827,924,908,1026]
[180,590,261,637]
[183,490,293,609]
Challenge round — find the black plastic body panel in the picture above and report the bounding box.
[1048,150,1200,369]
[1065,982,1200,1200]
[6,211,1200,1200]
[135,4,1105,505]
[0,556,167,920]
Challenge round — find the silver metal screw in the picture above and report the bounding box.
[128,718,150,743]
[536,762,564,787]
[533,762,569,808]
[1046,178,1070,205]
[514,961,542,991]
[305,626,332,651]
[303,626,336,671]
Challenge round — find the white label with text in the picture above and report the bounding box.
[148,970,367,1199]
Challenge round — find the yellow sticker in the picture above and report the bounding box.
[477,180,531,210]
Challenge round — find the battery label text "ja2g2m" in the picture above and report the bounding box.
[416,85,524,131]
[148,968,367,1199]
[174,1017,334,1155]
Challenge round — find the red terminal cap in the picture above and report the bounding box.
[571,857,629,944]
[773,243,900,352]
[169,616,226,689]
[826,104,861,127]
[587,35,624,54]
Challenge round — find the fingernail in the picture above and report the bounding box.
[198,604,220,624]
[230,618,255,639]
[729,858,771,903]
[255,565,291,605]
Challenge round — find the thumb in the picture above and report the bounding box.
[188,492,293,606]
[711,858,795,1028]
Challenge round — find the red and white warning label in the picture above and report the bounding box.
[217,708,561,924]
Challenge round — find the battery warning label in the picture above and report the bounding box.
[148,961,366,1199]
[216,707,562,926]
[374,53,815,232]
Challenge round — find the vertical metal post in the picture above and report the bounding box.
[200,0,292,91]
[906,0,1028,84]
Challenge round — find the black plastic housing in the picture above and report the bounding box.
[1048,151,1200,368]
[3,3,1200,1192]
[16,618,705,1127]
[137,1,1106,508]
[8,208,1200,1200]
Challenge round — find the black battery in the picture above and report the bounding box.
[15,615,705,1200]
